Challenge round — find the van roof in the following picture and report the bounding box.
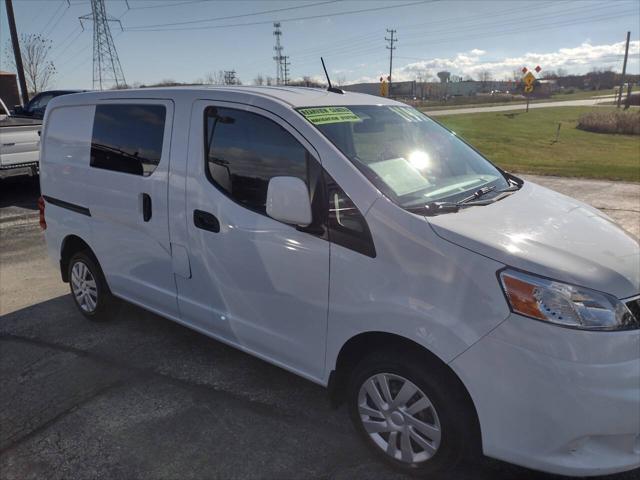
[61,86,401,108]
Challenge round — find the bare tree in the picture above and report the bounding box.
[335,74,347,86]
[477,70,492,91]
[253,74,265,86]
[204,71,225,85]
[4,34,56,94]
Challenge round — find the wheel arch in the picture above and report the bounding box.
[328,331,481,446]
[59,234,96,282]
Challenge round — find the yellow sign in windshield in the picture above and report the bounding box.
[298,107,361,125]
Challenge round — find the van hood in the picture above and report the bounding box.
[427,181,640,299]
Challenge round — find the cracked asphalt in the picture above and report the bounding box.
[1,175,638,480]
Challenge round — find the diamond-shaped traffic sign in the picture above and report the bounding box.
[523,71,535,86]
[521,67,528,74]
[535,65,542,73]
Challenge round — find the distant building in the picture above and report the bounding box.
[0,71,21,108]
[342,80,416,99]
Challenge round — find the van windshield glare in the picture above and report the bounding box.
[297,105,509,208]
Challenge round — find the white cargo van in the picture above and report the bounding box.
[40,87,639,477]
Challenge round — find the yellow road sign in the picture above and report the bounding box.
[380,80,388,97]
[524,85,534,93]
[523,71,535,86]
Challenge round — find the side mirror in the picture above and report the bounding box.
[13,105,23,114]
[266,176,312,227]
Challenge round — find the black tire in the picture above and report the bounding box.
[67,250,115,322]
[347,349,480,477]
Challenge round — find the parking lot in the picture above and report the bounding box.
[1,175,638,480]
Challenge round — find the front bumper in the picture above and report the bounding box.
[451,312,640,477]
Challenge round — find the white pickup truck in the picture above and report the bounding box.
[0,97,42,179]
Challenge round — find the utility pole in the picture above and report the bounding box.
[616,31,631,108]
[385,28,397,97]
[79,0,127,90]
[273,22,283,85]
[5,0,29,104]
[282,56,290,85]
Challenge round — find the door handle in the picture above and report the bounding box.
[194,209,220,233]
[142,193,152,222]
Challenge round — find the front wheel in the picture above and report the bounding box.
[68,250,115,321]
[347,351,480,476]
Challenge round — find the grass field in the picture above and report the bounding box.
[436,106,640,182]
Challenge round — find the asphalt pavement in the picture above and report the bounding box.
[1,175,638,479]
[426,95,627,116]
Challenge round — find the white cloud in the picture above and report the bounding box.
[350,40,639,83]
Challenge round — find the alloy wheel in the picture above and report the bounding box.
[358,373,442,464]
[71,261,98,313]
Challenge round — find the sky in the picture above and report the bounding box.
[1,0,639,90]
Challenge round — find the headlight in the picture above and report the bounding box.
[499,269,638,330]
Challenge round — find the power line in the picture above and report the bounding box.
[126,0,341,30]
[292,1,620,64]
[291,6,638,69]
[43,1,72,37]
[52,28,85,62]
[278,0,568,64]
[398,1,616,42]
[40,0,68,34]
[127,0,209,10]
[123,0,430,32]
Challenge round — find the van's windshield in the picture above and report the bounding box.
[297,105,509,208]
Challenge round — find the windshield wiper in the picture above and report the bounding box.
[407,184,522,216]
[457,185,496,205]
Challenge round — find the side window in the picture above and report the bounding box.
[325,172,376,258]
[28,93,54,112]
[91,104,166,176]
[204,107,310,214]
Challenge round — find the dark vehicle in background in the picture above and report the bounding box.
[13,90,84,119]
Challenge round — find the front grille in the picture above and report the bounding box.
[626,297,640,322]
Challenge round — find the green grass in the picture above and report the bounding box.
[436,106,640,182]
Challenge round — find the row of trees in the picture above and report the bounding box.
[415,66,634,89]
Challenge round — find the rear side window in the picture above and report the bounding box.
[91,104,166,176]
[204,107,309,214]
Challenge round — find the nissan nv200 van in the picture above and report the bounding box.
[39,87,640,477]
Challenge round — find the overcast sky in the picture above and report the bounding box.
[1,0,639,89]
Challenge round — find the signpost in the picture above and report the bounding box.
[379,76,389,97]
[521,66,541,112]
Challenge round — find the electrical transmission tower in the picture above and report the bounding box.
[79,0,127,90]
[282,56,290,86]
[385,28,397,96]
[224,70,237,85]
[273,22,284,85]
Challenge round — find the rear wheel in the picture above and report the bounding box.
[68,250,115,321]
[347,351,479,476]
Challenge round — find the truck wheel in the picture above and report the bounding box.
[347,350,479,476]
[68,250,115,322]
